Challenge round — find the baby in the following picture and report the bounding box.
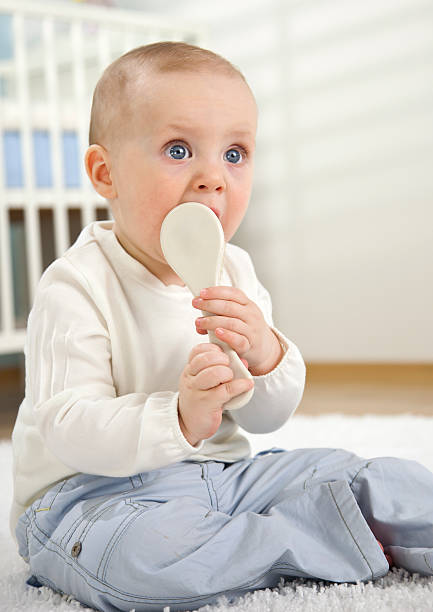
[11,42,433,612]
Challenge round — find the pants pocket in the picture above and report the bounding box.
[65,498,159,581]
[102,496,211,596]
[27,475,146,560]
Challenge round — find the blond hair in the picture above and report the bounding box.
[88,41,249,146]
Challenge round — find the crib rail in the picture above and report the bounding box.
[0,0,204,354]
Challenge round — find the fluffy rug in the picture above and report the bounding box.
[2,414,433,611]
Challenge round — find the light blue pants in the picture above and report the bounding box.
[16,447,433,611]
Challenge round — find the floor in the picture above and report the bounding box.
[0,364,432,440]
[300,363,433,416]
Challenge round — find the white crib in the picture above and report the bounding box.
[0,0,204,355]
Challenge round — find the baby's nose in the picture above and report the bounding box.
[192,165,226,192]
[197,182,224,191]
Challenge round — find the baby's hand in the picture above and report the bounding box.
[192,286,282,375]
[178,342,252,446]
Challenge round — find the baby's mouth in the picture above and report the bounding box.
[209,207,221,220]
[178,201,221,220]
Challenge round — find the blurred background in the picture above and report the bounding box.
[0,0,432,438]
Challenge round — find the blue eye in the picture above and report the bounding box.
[167,143,190,160]
[224,148,242,164]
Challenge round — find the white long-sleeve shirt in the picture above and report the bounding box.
[10,220,306,538]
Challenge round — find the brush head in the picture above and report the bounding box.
[160,201,254,411]
[160,202,225,296]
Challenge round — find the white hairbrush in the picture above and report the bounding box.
[160,202,254,410]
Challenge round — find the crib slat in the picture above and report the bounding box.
[0,203,14,335]
[13,12,42,311]
[71,19,94,228]
[43,17,70,258]
[0,101,10,337]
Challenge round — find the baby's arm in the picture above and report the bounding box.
[27,258,202,476]
[229,279,306,433]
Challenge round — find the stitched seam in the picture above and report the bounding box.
[25,520,31,560]
[302,455,372,491]
[59,500,108,548]
[208,475,219,512]
[28,511,50,548]
[128,475,143,488]
[26,521,47,550]
[50,480,70,505]
[33,485,146,551]
[424,553,433,572]
[303,468,317,490]
[127,501,151,509]
[350,462,373,487]
[201,464,215,510]
[79,504,115,547]
[100,503,149,581]
[35,480,69,513]
[98,504,137,579]
[59,484,139,549]
[59,500,107,549]
[82,500,153,576]
[327,482,374,580]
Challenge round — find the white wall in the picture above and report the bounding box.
[56,0,433,362]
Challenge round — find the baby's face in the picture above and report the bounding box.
[108,69,257,285]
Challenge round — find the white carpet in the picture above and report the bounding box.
[2,414,433,612]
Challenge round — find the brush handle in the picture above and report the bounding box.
[202,320,254,410]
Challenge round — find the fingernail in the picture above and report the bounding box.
[200,289,208,297]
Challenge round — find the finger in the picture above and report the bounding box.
[188,342,224,362]
[195,326,208,336]
[197,286,249,305]
[189,349,230,377]
[214,378,254,402]
[214,327,251,353]
[193,298,247,322]
[196,315,250,337]
[194,364,234,390]
[191,345,248,369]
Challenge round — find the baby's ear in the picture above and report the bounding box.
[84,144,117,199]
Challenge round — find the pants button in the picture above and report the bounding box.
[71,542,82,558]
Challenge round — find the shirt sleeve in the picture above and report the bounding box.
[228,263,306,434]
[27,257,204,477]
